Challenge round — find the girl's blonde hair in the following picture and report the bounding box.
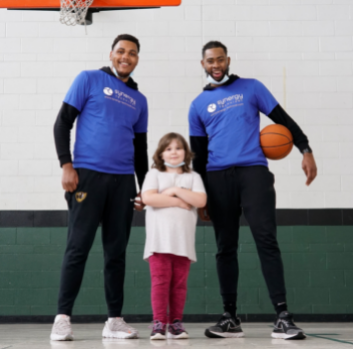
[152,133,194,173]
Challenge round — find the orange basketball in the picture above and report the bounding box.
[260,124,293,160]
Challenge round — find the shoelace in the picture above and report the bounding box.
[54,319,71,334]
[150,321,165,331]
[171,322,185,332]
[109,318,136,332]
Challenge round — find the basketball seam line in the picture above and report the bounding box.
[260,132,292,142]
[261,141,293,148]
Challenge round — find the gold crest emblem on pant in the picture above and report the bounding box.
[75,192,87,203]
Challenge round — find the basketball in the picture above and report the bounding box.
[260,124,293,160]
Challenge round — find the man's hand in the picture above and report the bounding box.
[134,192,145,211]
[198,204,211,222]
[302,153,317,186]
[62,163,79,192]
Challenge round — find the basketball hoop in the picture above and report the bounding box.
[60,0,94,26]
[0,1,182,27]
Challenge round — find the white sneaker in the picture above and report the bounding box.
[50,315,74,341]
[102,317,139,339]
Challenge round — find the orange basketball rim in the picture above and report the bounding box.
[0,0,181,9]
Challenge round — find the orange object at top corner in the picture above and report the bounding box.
[0,0,181,8]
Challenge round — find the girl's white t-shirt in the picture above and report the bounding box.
[141,168,206,262]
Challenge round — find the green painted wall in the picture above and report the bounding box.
[0,226,352,316]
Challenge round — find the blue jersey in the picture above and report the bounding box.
[189,78,278,171]
[64,70,148,175]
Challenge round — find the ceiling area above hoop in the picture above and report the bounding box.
[0,0,182,25]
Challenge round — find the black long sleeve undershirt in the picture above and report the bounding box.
[53,102,148,191]
[190,104,312,184]
[134,133,148,190]
[53,102,79,167]
[268,104,311,153]
[190,136,208,183]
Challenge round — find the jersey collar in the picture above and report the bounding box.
[203,74,240,91]
[100,66,139,91]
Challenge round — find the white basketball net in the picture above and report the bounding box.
[60,0,94,26]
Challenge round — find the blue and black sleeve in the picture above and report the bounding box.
[268,104,312,153]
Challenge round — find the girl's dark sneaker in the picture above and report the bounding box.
[150,320,167,340]
[205,312,244,338]
[168,320,189,339]
[271,311,306,340]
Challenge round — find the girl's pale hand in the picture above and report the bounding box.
[161,187,178,197]
[177,199,192,210]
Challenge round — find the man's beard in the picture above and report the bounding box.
[205,66,230,82]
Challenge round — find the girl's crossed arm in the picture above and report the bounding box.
[162,187,207,208]
[142,189,192,210]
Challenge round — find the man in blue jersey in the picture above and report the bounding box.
[52,34,148,341]
[189,41,317,340]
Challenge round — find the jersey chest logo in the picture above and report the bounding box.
[103,87,113,96]
[208,103,217,113]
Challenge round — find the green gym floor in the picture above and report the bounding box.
[0,323,352,348]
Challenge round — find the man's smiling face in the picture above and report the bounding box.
[110,40,139,80]
[201,47,231,82]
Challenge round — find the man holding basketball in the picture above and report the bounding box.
[52,34,148,341]
[189,41,317,340]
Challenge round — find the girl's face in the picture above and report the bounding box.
[161,139,185,166]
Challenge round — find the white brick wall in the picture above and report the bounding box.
[0,1,352,209]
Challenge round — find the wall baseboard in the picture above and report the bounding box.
[0,314,352,324]
[1,209,353,227]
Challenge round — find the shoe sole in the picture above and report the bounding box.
[271,332,306,340]
[102,328,138,339]
[50,334,74,341]
[150,333,166,340]
[167,332,189,339]
[205,329,245,338]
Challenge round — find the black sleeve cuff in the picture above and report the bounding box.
[59,155,73,167]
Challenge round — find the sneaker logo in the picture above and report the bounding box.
[75,192,87,203]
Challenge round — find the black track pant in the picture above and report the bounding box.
[57,169,136,317]
[206,166,286,308]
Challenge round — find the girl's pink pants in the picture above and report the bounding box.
[149,253,191,324]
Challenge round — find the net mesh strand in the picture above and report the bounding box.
[60,0,94,25]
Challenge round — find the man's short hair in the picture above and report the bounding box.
[202,41,228,57]
[111,34,140,53]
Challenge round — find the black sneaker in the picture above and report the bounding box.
[168,320,189,339]
[271,311,306,340]
[205,312,244,338]
[150,320,166,340]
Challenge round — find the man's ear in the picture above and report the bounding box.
[201,59,205,69]
[228,57,231,66]
[109,51,113,61]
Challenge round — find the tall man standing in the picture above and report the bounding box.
[52,34,148,341]
[189,41,317,340]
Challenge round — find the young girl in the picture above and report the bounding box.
[141,133,207,340]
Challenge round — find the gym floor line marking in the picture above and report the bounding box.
[307,334,353,346]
